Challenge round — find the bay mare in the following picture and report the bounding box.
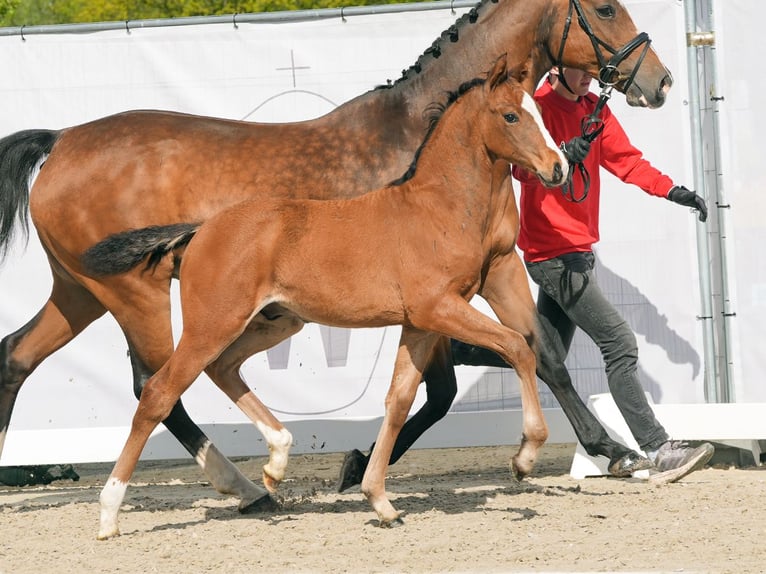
[88,56,566,538]
[0,0,672,511]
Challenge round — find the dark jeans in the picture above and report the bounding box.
[525,251,668,451]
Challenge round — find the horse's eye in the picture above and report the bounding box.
[503,113,519,124]
[596,4,615,18]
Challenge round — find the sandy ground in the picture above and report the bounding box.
[0,443,764,573]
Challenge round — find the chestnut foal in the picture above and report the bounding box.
[89,56,566,539]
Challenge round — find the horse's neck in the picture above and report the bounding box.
[388,0,552,112]
[407,108,497,229]
[307,0,555,189]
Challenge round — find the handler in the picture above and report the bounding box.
[510,66,713,483]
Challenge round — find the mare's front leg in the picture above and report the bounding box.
[479,252,649,475]
[337,337,457,492]
[205,312,305,494]
[362,328,440,527]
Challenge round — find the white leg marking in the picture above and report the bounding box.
[257,422,293,484]
[97,477,128,540]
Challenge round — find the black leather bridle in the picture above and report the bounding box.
[554,0,654,202]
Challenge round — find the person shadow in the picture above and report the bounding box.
[453,251,702,410]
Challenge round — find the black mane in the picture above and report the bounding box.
[374,0,496,90]
[389,76,486,186]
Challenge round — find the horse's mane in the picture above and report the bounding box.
[374,0,496,90]
[389,76,486,186]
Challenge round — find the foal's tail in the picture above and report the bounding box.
[0,129,59,262]
[81,223,200,276]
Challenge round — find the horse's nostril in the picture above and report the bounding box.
[553,162,562,183]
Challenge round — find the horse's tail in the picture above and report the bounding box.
[0,129,59,262]
[81,223,200,276]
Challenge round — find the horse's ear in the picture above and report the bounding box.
[487,53,509,90]
[506,56,532,84]
[515,57,532,84]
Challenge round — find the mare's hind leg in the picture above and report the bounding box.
[92,272,267,509]
[362,327,440,526]
[479,252,648,475]
[205,312,305,494]
[0,272,107,456]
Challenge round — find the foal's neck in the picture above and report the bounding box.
[405,100,498,218]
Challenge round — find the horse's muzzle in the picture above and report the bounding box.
[540,161,565,188]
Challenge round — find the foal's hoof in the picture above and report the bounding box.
[337,449,369,493]
[96,527,120,541]
[239,492,279,514]
[262,470,282,493]
[608,451,653,478]
[510,456,532,482]
[378,515,405,529]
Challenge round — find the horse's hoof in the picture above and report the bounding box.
[379,515,405,528]
[608,451,654,478]
[510,457,531,482]
[336,449,368,493]
[239,493,279,514]
[262,470,282,493]
[96,528,120,541]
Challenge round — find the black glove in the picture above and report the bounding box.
[560,136,591,164]
[667,186,708,222]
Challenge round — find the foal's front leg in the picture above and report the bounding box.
[416,295,548,479]
[362,328,440,526]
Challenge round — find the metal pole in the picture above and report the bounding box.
[700,1,734,401]
[684,0,719,402]
[0,1,478,37]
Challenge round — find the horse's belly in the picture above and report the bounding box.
[283,292,405,330]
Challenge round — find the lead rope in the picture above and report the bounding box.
[560,82,614,203]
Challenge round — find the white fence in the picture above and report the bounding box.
[0,0,758,464]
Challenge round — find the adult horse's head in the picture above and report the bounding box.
[548,0,672,108]
[481,56,568,187]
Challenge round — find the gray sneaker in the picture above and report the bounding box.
[648,440,714,485]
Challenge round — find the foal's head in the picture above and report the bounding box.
[478,55,567,188]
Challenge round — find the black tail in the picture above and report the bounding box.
[0,129,59,261]
[81,223,200,276]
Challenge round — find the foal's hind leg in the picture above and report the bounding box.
[99,330,229,540]
[90,272,267,509]
[0,272,107,457]
[205,313,305,494]
[99,292,279,539]
[362,328,440,526]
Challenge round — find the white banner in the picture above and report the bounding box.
[0,1,714,464]
[712,0,766,403]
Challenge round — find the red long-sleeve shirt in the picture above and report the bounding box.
[512,80,675,263]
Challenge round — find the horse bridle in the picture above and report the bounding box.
[555,0,653,202]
